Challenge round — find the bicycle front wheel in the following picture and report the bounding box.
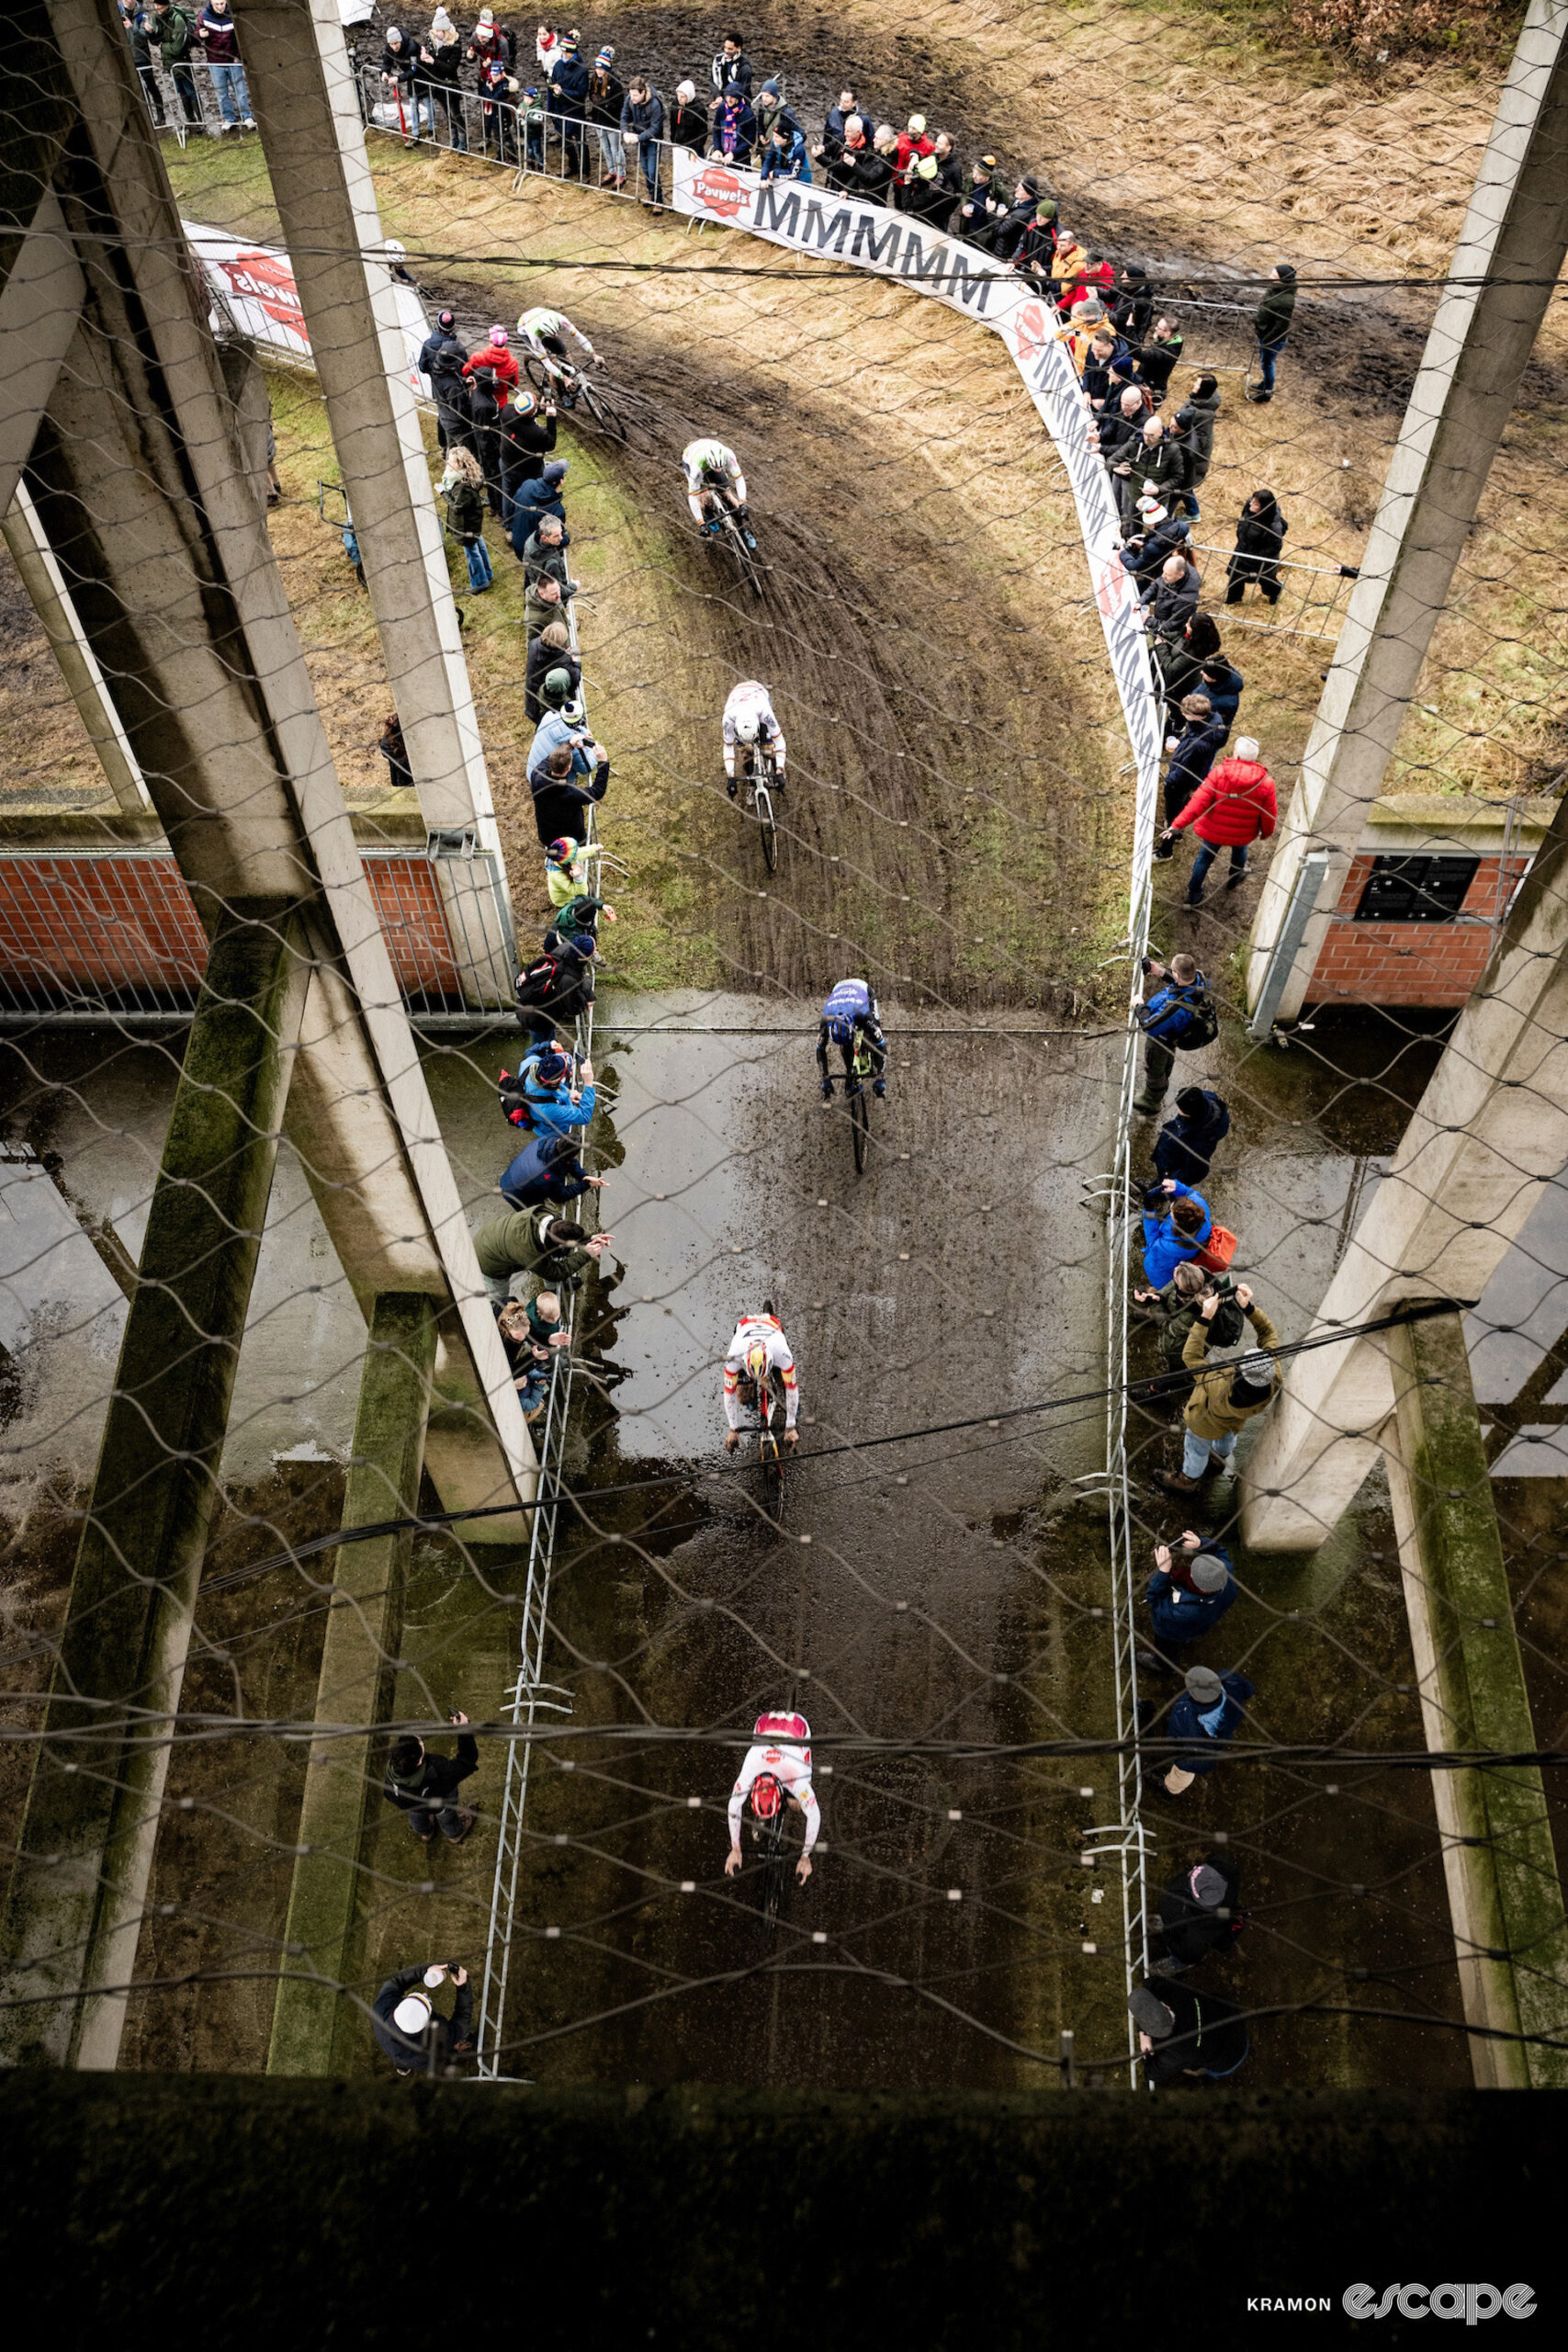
[754,782,778,876]
[581,380,628,443]
[522,355,552,398]
[851,1083,869,1174]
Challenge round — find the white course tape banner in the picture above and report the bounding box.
[182,219,434,400]
[671,154,1164,876]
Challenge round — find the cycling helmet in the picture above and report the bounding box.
[733,713,761,745]
[744,1340,769,1384]
[750,1774,782,1821]
[489,323,508,346]
[541,666,575,706]
[754,1710,811,1743]
[385,239,407,258]
[699,447,730,480]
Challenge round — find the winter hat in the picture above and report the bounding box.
[532,1046,570,1084]
[1275,261,1297,280]
[437,308,455,329]
[546,837,578,863]
[1122,260,1147,281]
[1184,1665,1224,1704]
[1190,1553,1230,1594]
[1128,1986,1175,2039]
[489,323,508,345]
[1235,736,1260,762]
[676,78,695,101]
[761,78,782,96]
[542,666,575,703]
[1020,172,1039,195]
[431,7,454,30]
[976,153,997,171]
[908,113,927,133]
[1136,498,1167,524]
[1190,1864,1228,1907]
[392,1990,432,2034]
[1034,199,1056,223]
[1234,1351,1275,1393]
[479,7,493,20]
[597,45,614,63]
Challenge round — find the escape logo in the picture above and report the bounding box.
[688,166,751,222]
[1341,2283,1536,2323]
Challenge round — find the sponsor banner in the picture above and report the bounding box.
[182,220,433,400]
[671,153,1162,865]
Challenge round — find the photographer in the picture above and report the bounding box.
[1133,951,1214,1115]
[372,1961,474,2075]
[383,1712,479,1845]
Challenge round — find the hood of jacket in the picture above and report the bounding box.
[1208,757,1270,795]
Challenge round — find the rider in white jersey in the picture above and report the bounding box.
[682,437,753,544]
[516,306,603,390]
[722,1308,799,1451]
[722,681,786,800]
[726,1709,819,1883]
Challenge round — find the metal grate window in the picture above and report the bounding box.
[1354,854,1481,922]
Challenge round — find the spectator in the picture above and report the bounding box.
[832,118,892,203]
[622,74,666,208]
[150,2,204,130]
[1142,1541,1237,1653]
[547,29,589,175]
[1129,1981,1250,2085]
[1141,1180,1213,1289]
[547,888,615,955]
[121,3,165,127]
[1133,1260,1212,1397]
[906,151,953,229]
[481,60,524,162]
[1225,491,1288,606]
[1153,1086,1231,1186]
[1080,328,1134,407]
[709,80,756,164]
[378,713,414,791]
[1059,244,1115,314]
[197,2,254,131]
[420,309,471,450]
[373,1962,474,2075]
[892,113,935,205]
[513,932,595,1044]
[1154,694,1224,854]
[497,1128,601,1212]
[1156,1284,1282,1498]
[761,119,812,183]
[525,618,579,722]
[471,1203,608,1306]
[523,513,575,593]
[1124,502,1191,590]
[463,326,521,509]
[1197,653,1244,743]
[532,21,558,78]
[533,740,608,846]
[1247,263,1296,402]
[508,457,569,559]
[526,684,592,781]
[524,570,568,650]
[990,174,1041,261]
[1134,951,1213,1114]
[1111,261,1153,345]
[955,153,1007,246]
[1163,736,1278,906]
[1145,552,1202,647]
[498,389,559,529]
[753,78,800,146]
[711,31,753,96]
[1156,609,1223,716]
[1161,1661,1257,1795]
[420,18,467,150]
[544,832,590,908]
[1174,373,1222,518]
[384,1713,479,1844]
[671,79,708,153]
[1130,415,1190,511]
[1155,1854,1245,1973]
[818,88,861,164]
[379,23,428,138]
[1137,315,1185,402]
[443,447,492,594]
[1097,386,1152,526]
[588,45,625,186]
[496,1296,568,1419]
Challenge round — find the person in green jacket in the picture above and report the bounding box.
[149,2,204,127]
[443,447,491,593]
[471,1205,612,1307]
[1247,263,1297,403]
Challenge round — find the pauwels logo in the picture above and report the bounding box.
[1012,300,1051,368]
[689,164,752,223]
[217,250,308,345]
[1095,548,1131,622]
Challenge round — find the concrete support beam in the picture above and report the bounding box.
[0,901,307,2069]
[1383,1314,1568,2088]
[1244,786,1568,1550]
[0,186,85,515]
[268,1291,436,2076]
[2,480,150,812]
[1247,0,1568,1023]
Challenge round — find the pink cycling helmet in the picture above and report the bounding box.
[754,1710,810,1743]
[489,323,508,346]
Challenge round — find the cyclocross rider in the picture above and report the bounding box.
[682,437,755,547]
[817,978,887,1100]
[516,305,604,390]
[725,1709,819,1884]
[722,1307,799,1452]
[722,679,786,801]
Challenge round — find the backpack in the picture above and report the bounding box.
[1178,989,1220,1049]
[1139,981,1216,1048]
[1192,1224,1237,1275]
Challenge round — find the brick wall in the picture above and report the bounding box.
[0,851,460,1010]
[1304,854,1528,1010]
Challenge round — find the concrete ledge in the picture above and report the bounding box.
[0,797,431,853]
[1363,794,1558,855]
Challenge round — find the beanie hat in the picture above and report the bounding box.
[532,1046,570,1084]
[977,153,996,170]
[1235,736,1260,762]
[1128,1986,1174,2039]
[1190,1864,1227,1907]
[1190,1553,1229,1594]
[908,113,927,133]
[1184,1666,1224,1704]
[1234,1351,1275,1393]
[597,45,614,63]
[1020,172,1039,195]
[542,666,574,702]
[677,78,695,100]
[546,837,577,863]
[392,1990,431,2034]
[1034,200,1056,224]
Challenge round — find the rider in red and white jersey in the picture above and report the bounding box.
[726,1710,819,1883]
[722,1309,799,1452]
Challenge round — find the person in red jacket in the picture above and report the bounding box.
[462,324,521,411]
[1161,735,1277,905]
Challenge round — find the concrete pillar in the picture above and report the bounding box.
[1384,1314,1568,2088]
[233,0,514,1003]
[268,1291,437,2076]
[2,481,150,812]
[1244,786,1568,1550]
[1247,0,1568,1023]
[0,901,307,2069]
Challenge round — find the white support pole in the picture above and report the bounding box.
[3,481,152,813]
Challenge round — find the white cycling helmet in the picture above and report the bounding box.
[734,713,761,744]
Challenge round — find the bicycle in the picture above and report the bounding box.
[737,742,780,876]
[734,1361,788,1521]
[748,1773,792,1931]
[824,1035,878,1174]
[697,494,762,601]
[522,352,628,442]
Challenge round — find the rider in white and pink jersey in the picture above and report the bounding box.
[725,1710,819,1883]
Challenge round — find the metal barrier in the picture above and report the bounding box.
[355,68,681,209]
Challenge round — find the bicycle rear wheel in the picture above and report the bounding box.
[851,1083,869,1174]
[754,781,778,876]
[522,355,552,398]
[761,1818,788,1930]
[722,514,762,601]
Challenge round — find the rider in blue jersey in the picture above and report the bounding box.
[816,978,887,1101]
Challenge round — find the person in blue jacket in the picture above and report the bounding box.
[1134,952,1212,1114]
[547,32,590,175]
[1153,1086,1230,1185]
[509,458,568,559]
[1198,656,1244,743]
[501,1041,597,1140]
[1162,1664,1255,1795]
[1154,695,1226,852]
[1141,1178,1212,1288]
[760,121,812,182]
[1141,1539,1236,1657]
[499,1128,600,1210]
[526,700,594,783]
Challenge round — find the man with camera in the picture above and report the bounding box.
[383,1711,479,1845]
[372,1960,474,2075]
[1134,951,1214,1115]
